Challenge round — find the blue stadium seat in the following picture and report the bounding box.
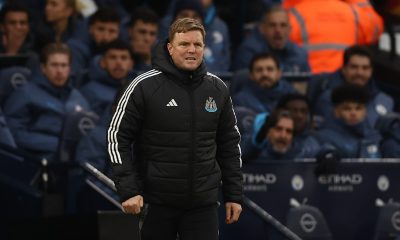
[234,106,257,135]
[374,200,400,240]
[286,201,333,240]
[58,110,99,163]
[0,66,31,106]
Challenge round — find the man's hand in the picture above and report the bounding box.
[122,195,143,215]
[225,202,242,224]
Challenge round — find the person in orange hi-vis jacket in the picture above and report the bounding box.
[285,0,383,73]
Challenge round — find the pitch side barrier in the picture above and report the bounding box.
[82,162,301,240]
[219,158,400,240]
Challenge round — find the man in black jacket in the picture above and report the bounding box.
[107,18,243,240]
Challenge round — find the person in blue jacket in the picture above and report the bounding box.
[0,2,39,71]
[66,7,121,74]
[276,93,321,158]
[311,45,393,127]
[159,0,231,72]
[375,113,400,158]
[127,6,159,72]
[233,52,296,113]
[241,110,317,162]
[79,39,134,116]
[3,43,91,161]
[315,84,382,159]
[33,0,86,52]
[233,5,310,73]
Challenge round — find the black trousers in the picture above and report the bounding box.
[140,203,219,240]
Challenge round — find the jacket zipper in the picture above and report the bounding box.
[188,75,195,206]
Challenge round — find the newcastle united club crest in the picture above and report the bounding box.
[205,97,217,112]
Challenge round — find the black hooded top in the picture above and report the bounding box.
[108,40,243,208]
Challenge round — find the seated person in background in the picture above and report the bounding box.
[275,93,320,157]
[159,0,231,72]
[233,53,296,113]
[241,110,319,162]
[233,5,310,73]
[34,0,86,51]
[3,43,91,161]
[67,7,121,72]
[311,45,393,127]
[0,2,39,70]
[128,6,159,72]
[375,113,400,158]
[80,39,134,116]
[315,84,382,159]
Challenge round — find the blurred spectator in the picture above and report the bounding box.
[233,5,309,73]
[0,2,39,70]
[375,113,400,158]
[159,0,231,72]
[287,0,382,73]
[312,46,394,127]
[3,43,91,161]
[34,0,86,51]
[276,93,321,157]
[67,7,120,72]
[315,84,382,158]
[241,110,318,162]
[80,39,134,116]
[233,53,296,113]
[128,6,159,72]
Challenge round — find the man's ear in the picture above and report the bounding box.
[167,42,173,56]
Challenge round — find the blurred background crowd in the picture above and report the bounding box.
[0,0,400,220]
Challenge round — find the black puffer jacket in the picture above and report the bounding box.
[108,40,243,208]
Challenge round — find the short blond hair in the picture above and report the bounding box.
[168,17,205,43]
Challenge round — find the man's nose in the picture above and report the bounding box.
[188,44,196,53]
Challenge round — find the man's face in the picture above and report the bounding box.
[260,10,291,50]
[128,20,158,56]
[342,55,372,86]
[45,0,73,23]
[285,100,309,133]
[41,53,71,87]
[250,58,281,89]
[167,30,204,71]
[100,49,133,80]
[267,117,294,154]
[89,21,120,46]
[334,102,367,126]
[2,11,29,39]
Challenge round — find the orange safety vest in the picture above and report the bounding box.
[342,0,384,43]
[288,0,365,73]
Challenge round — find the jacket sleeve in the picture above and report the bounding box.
[3,89,59,153]
[107,82,145,202]
[216,95,243,204]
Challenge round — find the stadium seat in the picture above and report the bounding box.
[0,66,31,106]
[286,199,333,240]
[58,110,99,163]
